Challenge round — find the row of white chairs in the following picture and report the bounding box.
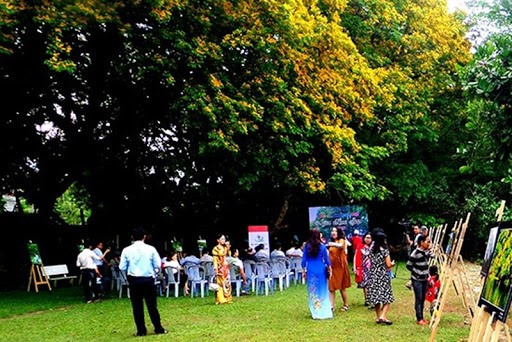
[110,256,305,299]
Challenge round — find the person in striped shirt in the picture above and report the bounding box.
[406,234,434,325]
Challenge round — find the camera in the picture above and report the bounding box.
[398,219,411,233]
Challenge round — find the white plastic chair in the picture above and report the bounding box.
[229,267,243,297]
[290,257,304,285]
[243,260,257,292]
[255,262,274,296]
[110,265,119,290]
[200,261,215,283]
[164,266,180,298]
[185,264,208,298]
[270,260,286,291]
[117,269,130,298]
[275,257,294,288]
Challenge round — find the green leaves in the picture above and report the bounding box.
[54,182,92,226]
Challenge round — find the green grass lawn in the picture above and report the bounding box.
[0,270,470,342]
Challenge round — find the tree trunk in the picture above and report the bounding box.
[273,194,291,231]
[80,208,86,226]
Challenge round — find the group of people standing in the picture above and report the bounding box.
[76,223,441,336]
[301,227,395,324]
[76,241,111,303]
[301,224,441,326]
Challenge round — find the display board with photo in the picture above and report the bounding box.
[308,205,368,240]
[481,226,499,277]
[478,222,512,322]
[27,243,42,265]
[172,240,183,252]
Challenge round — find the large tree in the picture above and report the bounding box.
[0,0,472,235]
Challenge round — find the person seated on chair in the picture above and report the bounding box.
[255,244,269,262]
[163,251,189,295]
[242,246,258,262]
[110,251,121,268]
[271,242,286,259]
[179,251,200,267]
[286,243,304,258]
[227,248,249,294]
[160,250,169,265]
[200,250,213,262]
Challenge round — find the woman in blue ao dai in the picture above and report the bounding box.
[302,228,333,319]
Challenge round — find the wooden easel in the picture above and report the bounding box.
[430,224,447,268]
[27,264,51,292]
[429,213,471,342]
[455,254,477,319]
[467,201,511,342]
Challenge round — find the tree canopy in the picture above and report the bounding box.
[4,0,505,253]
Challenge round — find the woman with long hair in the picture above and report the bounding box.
[367,229,395,324]
[301,228,333,319]
[212,234,232,304]
[328,227,351,311]
[354,232,372,305]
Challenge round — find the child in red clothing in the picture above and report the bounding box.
[426,265,441,315]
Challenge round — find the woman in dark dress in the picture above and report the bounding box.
[367,229,395,325]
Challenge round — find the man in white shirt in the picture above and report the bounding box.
[200,251,213,262]
[76,242,108,303]
[92,241,110,292]
[227,248,248,294]
[119,228,167,337]
[179,252,200,266]
[92,241,105,268]
[270,242,286,259]
[254,244,269,261]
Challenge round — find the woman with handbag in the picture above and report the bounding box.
[212,234,232,304]
[328,227,351,312]
[301,229,332,319]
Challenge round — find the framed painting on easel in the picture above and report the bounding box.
[478,221,512,322]
[480,226,499,277]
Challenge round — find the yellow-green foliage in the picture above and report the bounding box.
[0,0,471,199]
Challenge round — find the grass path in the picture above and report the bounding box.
[0,267,471,341]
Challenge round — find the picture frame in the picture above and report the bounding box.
[197,239,207,250]
[478,221,512,322]
[172,240,183,252]
[27,242,42,265]
[480,225,499,277]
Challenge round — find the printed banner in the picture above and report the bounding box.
[248,225,269,254]
[308,205,369,240]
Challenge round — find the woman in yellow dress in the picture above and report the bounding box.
[212,234,232,304]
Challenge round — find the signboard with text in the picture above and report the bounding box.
[248,225,270,254]
[308,205,368,239]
